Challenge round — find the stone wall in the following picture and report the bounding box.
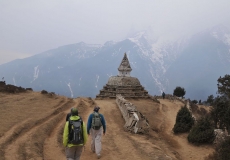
[115,94,149,134]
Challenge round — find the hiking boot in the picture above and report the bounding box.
[97,154,101,159]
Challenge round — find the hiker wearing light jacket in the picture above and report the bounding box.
[63,107,87,160]
[87,106,106,159]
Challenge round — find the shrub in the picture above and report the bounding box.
[173,106,194,134]
[41,90,48,94]
[187,116,215,144]
[191,100,198,104]
[207,137,230,160]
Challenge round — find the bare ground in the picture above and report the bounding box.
[0,92,214,160]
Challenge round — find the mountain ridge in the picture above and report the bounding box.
[1,26,230,100]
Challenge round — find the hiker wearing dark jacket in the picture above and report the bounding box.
[87,106,106,159]
[162,92,165,99]
[63,107,87,160]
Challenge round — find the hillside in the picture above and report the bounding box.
[0,91,214,160]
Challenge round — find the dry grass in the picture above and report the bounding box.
[0,91,74,160]
[0,92,214,160]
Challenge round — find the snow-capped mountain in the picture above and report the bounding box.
[0,25,230,101]
[164,26,230,100]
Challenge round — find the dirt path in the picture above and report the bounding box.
[159,99,214,160]
[81,99,151,160]
[43,97,95,160]
[43,100,78,160]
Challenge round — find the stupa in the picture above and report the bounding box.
[96,53,149,99]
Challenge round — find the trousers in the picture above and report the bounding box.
[65,145,83,160]
[90,127,103,155]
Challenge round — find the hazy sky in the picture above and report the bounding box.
[1,0,230,65]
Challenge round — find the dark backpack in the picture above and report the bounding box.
[68,117,84,145]
[91,112,102,130]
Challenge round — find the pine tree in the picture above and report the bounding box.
[187,116,215,144]
[211,96,229,129]
[207,95,214,105]
[173,105,194,133]
[173,86,186,98]
[217,75,230,99]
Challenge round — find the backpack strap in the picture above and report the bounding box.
[93,112,96,125]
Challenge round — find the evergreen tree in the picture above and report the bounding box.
[224,107,230,134]
[207,95,214,105]
[187,116,215,144]
[217,75,230,99]
[211,96,229,129]
[173,105,194,133]
[173,86,186,98]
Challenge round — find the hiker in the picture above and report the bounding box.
[87,106,106,159]
[162,92,165,99]
[63,107,87,160]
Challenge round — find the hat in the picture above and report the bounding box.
[71,107,78,116]
[94,106,100,112]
